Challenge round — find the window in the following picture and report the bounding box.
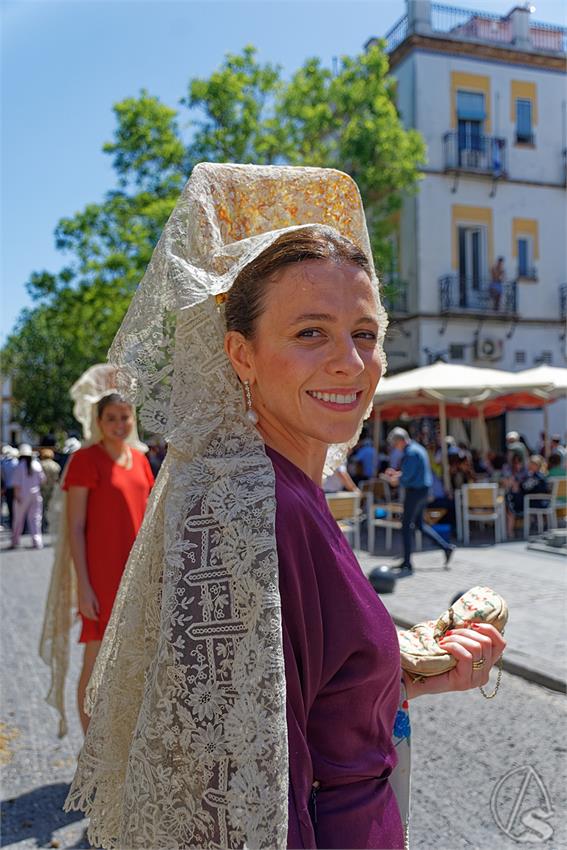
[449,344,466,361]
[517,237,535,278]
[457,91,485,166]
[458,225,487,301]
[539,351,553,365]
[516,99,533,144]
[515,350,526,365]
[512,218,538,279]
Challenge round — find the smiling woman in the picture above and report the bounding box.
[64,163,505,850]
[224,228,383,481]
[62,391,154,733]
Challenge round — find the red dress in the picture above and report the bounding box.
[63,444,154,642]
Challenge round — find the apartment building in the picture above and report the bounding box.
[369,0,566,441]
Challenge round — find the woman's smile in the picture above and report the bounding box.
[305,388,364,411]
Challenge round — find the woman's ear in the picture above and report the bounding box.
[224,331,256,384]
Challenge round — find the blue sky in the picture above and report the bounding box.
[2,0,565,343]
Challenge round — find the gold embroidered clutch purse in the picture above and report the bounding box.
[398,586,508,680]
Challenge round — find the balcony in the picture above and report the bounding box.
[384,2,567,55]
[443,132,507,177]
[439,274,518,317]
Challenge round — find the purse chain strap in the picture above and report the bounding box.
[478,656,503,699]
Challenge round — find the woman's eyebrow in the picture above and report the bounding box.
[290,313,378,325]
[291,312,336,324]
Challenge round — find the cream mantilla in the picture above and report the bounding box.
[39,363,147,737]
[64,164,389,849]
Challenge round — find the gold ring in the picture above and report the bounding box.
[472,658,486,670]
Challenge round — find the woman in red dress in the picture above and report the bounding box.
[64,393,154,732]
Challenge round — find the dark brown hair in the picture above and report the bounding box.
[225,226,373,339]
[96,393,131,418]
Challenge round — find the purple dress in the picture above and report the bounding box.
[266,447,405,850]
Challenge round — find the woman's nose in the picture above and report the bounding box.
[326,336,365,375]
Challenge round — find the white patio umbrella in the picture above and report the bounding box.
[373,362,561,493]
[504,366,567,454]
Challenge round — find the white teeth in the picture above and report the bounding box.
[308,391,357,404]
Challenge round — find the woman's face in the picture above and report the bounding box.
[98,402,134,443]
[231,259,383,454]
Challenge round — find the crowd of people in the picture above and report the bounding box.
[0,437,167,544]
[339,426,567,542]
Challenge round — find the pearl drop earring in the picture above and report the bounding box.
[243,380,259,425]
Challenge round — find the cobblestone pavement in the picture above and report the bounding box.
[1,529,566,850]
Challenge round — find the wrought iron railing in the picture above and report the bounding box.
[531,20,567,53]
[385,3,566,54]
[560,284,567,321]
[384,14,408,53]
[443,132,507,176]
[439,275,518,315]
[432,3,509,43]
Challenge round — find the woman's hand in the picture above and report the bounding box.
[77,581,100,621]
[403,622,506,699]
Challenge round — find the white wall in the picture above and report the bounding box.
[418,316,567,371]
[408,50,566,186]
[416,175,567,318]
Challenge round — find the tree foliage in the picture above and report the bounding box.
[2,43,424,436]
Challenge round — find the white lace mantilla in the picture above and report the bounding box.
[64,164,389,849]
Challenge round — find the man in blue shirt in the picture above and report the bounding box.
[349,436,377,482]
[385,427,455,576]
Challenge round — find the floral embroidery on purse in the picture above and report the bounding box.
[398,585,508,681]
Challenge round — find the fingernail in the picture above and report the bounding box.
[471,623,480,629]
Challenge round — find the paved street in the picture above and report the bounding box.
[1,529,566,850]
[357,538,567,692]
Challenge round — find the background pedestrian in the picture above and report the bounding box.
[385,427,455,575]
[11,444,45,549]
[38,448,61,532]
[39,364,151,738]
[1,445,19,528]
[64,393,154,732]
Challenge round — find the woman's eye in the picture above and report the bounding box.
[354,331,378,341]
[297,328,323,338]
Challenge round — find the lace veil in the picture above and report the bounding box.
[39,363,147,737]
[64,164,389,849]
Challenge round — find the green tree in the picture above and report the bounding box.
[3,43,424,436]
[185,45,288,164]
[278,44,425,272]
[2,95,183,434]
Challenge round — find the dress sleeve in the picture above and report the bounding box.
[62,449,99,491]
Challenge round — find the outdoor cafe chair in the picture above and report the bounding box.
[326,491,363,550]
[459,482,505,545]
[523,477,567,539]
[366,499,422,555]
[360,476,392,504]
